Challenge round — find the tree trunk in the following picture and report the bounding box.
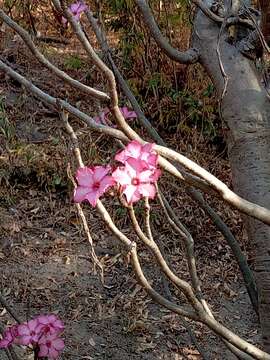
[193,2,270,352]
[259,0,270,44]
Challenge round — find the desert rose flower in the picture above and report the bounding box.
[74,166,115,206]
[93,108,110,125]
[115,140,158,169]
[112,158,161,204]
[17,319,40,345]
[120,106,137,120]
[0,314,64,359]
[35,314,64,336]
[38,334,65,359]
[93,107,137,127]
[0,325,19,348]
[62,1,88,24]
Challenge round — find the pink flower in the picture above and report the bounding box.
[17,319,40,345]
[74,166,115,207]
[93,107,137,127]
[35,314,64,337]
[0,325,18,348]
[115,140,158,169]
[62,1,88,24]
[38,334,65,359]
[93,108,110,125]
[120,106,137,120]
[112,158,161,204]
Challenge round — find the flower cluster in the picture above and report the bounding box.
[93,107,137,126]
[62,1,88,25]
[0,314,64,359]
[74,140,161,206]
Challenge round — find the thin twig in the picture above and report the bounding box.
[1,57,269,226]
[0,9,110,103]
[0,295,22,324]
[60,110,104,281]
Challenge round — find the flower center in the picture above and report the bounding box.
[43,325,50,334]
[131,178,140,186]
[92,181,100,190]
[30,331,36,336]
[46,341,52,348]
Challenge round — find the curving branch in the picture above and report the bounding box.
[0,58,128,142]
[0,9,110,103]
[154,144,270,225]
[95,201,270,359]
[1,57,270,229]
[85,8,258,309]
[135,0,199,64]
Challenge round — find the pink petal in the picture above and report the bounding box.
[99,176,115,194]
[138,183,156,199]
[47,314,57,322]
[142,143,154,153]
[78,3,88,12]
[123,185,139,203]
[52,338,65,350]
[112,168,132,186]
[70,3,80,13]
[18,324,29,336]
[114,149,126,163]
[93,166,110,182]
[126,140,142,158]
[74,186,91,203]
[76,167,94,187]
[137,169,155,183]
[28,319,38,331]
[38,344,49,357]
[0,339,11,348]
[48,347,59,359]
[150,168,161,182]
[125,158,144,175]
[19,335,31,345]
[53,320,64,329]
[36,315,51,324]
[146,153,158,167]
[120,107,137,119]
[85,190,99,207]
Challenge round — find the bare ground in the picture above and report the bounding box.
[0,20,262,360]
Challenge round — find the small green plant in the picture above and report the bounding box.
[64,55,83,70]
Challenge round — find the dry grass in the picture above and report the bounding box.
[0,3,260,359]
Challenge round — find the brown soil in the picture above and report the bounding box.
[0,7,261,360]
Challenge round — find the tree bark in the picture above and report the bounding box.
[259,0,270,44]
[193,2,270,352]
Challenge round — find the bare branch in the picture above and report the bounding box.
[0,9,110,103]
[0,294,22,324]
[135,0,199,64]
[188,189,258,312]
[155,144,270,226]
[0,58,128,142]
[60,111,104,280]
[96,201,199,320]
[84,10,260,303]
[109,203,269,358]
[1,59,270,231]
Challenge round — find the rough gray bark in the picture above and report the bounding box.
[193,1,270,352]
